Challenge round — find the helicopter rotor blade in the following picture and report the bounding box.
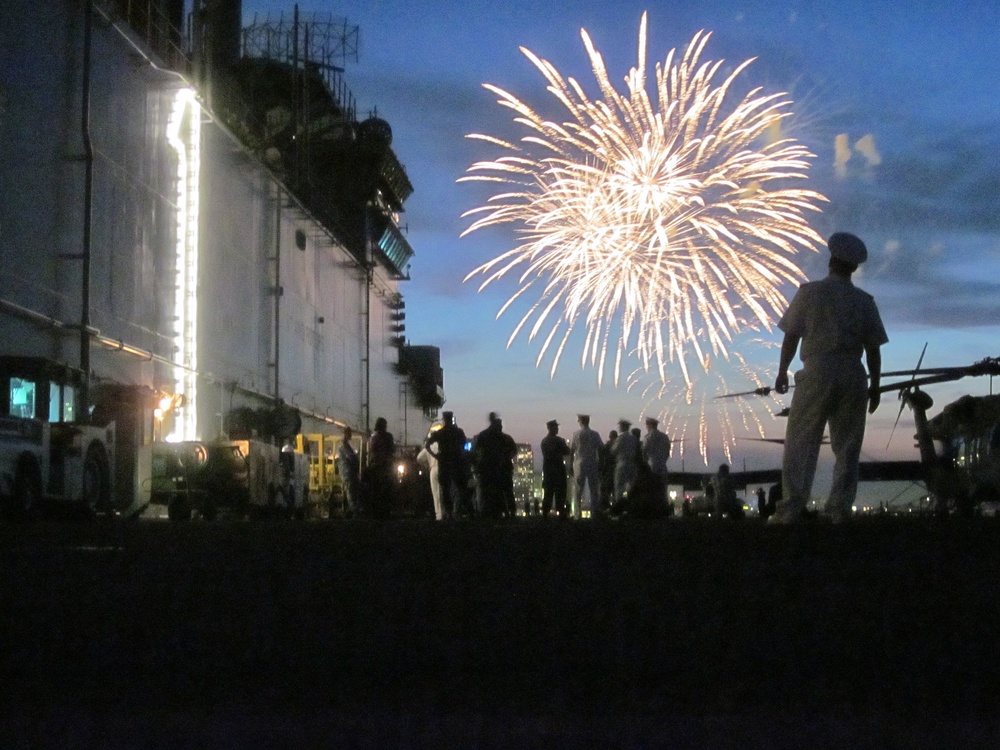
[880,354,1000,379]
[886,400,907,451]
[879,357,1000,393]
[877,357,1000,395]
[886,343,927,450]
[882,367,971,377]
[737,436,829,445]
[715,385,793,399]
[914,342,927,374]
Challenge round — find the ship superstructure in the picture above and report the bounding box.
[0,0,443,473]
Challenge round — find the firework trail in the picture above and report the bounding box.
[628,334,782,464]
[461,13,827,393]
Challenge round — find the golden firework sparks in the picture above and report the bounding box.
[461,13,827,392]
[628,333,782,464]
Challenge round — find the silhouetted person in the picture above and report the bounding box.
[335,426,361,517]
[426,411,472,518]
[570,414,604,518]
[756,486,769,520]
[773,232,887,524]
[417,424,445,520]
[642,416,672,514]
[609,461,668,519]
[767,482,781,518]
[473,412,518,518]
[497,418,518,517]
[704,480,716,515]
[711,463,743,519]
[612,420,640,503]
[541,419,570,518]
[366,417,395,518]
[279,438,296,496]
[599,429,618,511]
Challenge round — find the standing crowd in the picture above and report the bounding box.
[333,233,887,526]
[540,413,675,520]
[331,409,676,521]
[422,410,677,521]
[413,410,676,521]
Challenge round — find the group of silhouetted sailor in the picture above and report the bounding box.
[334,417,396,519]
[332,233,887,526]
[539,413,674,520]
[417,410,518,520]
[335,408,678,521]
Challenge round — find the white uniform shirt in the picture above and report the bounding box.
[570,426,603,470]
[642,429,671,475]
[611,431,640,473]
[778,276,888,365]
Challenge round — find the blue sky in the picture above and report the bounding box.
[243,1,1000,488]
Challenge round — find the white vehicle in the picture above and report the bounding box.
[0,358,154,520]
[0,414,114,519]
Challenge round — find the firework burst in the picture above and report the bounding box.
[627,332,782,464]
[460,13,827,390]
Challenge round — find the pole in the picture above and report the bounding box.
[273,185,281,399]
[362,202,372,433]
[80,0,95,414]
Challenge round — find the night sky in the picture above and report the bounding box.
[241,0,1000,492]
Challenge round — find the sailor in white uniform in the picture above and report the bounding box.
[773,232,888,523]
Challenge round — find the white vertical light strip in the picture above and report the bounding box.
[166,88,201,441]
